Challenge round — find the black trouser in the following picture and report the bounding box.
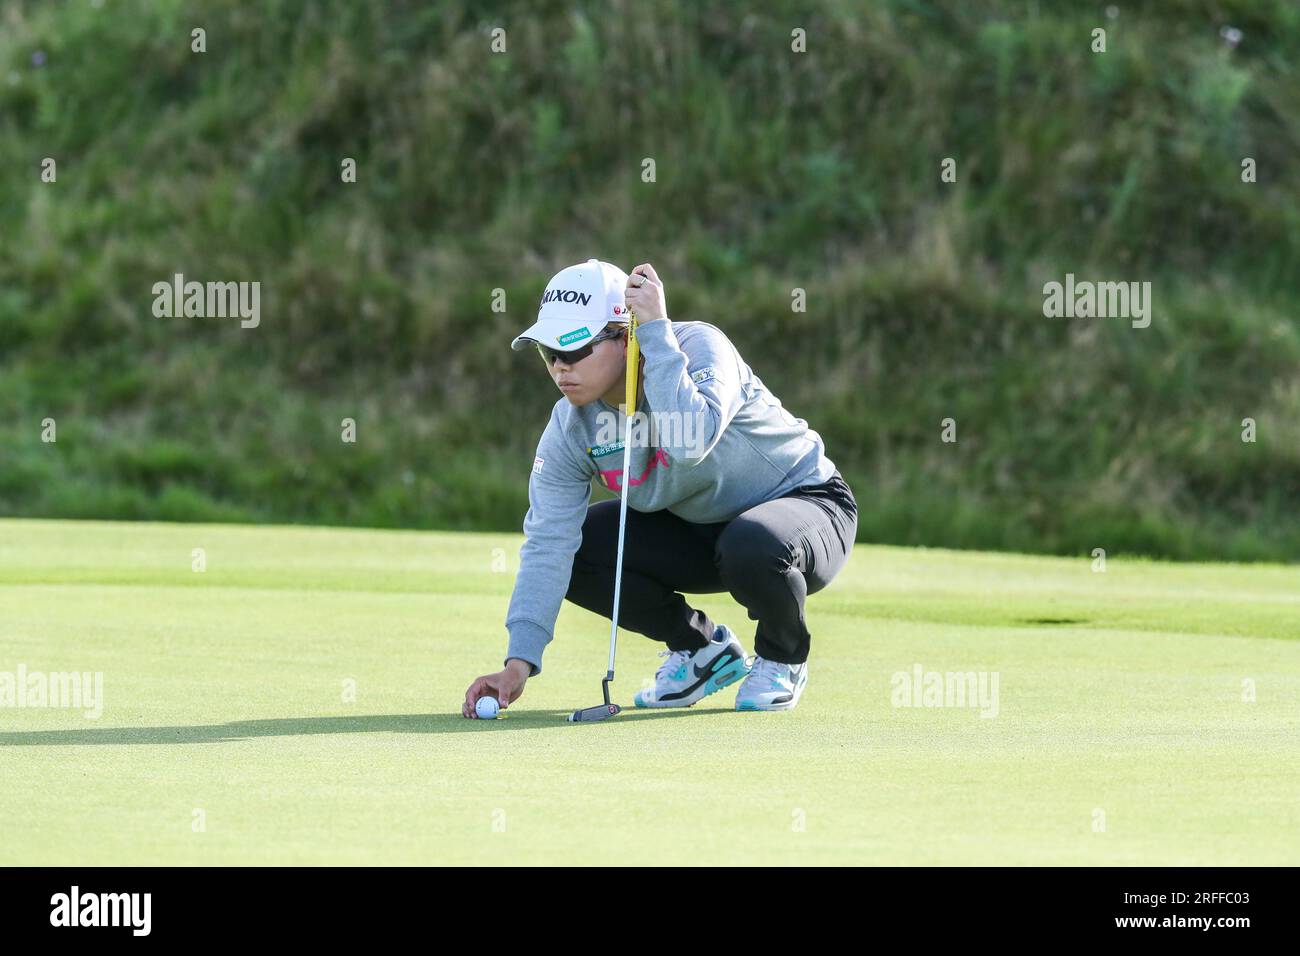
[565,471,858,665]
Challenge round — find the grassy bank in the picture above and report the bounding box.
[1,1,1297,559]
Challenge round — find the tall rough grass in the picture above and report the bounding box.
[1,1,1297,559]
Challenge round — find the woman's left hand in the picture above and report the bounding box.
[625,264,667,324]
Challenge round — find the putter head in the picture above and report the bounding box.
[566,703,622,723]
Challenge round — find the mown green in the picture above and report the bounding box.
[2,519,1296,865]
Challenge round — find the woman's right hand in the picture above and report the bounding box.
[462,659,531,718]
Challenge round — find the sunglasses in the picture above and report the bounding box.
[535,325,626,366]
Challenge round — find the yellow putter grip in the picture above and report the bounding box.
[625,311,640,412]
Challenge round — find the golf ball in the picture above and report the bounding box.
[475,696,500,720]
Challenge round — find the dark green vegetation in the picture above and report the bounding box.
[2,1,1297,559]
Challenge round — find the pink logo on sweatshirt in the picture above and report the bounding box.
[597,448,671,492]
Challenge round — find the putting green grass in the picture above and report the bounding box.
[1,518,1296,865]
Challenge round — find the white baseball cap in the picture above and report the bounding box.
[510,258,632,351]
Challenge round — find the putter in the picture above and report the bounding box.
[567,309,640,723]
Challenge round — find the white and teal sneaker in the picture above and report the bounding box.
[633,625,751,708]
[734,656,808,711]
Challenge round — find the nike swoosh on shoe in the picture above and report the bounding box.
[694,648,739,679]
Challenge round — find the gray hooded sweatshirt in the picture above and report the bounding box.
[504,319,837,674]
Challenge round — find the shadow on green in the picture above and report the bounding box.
[0,706,738,746]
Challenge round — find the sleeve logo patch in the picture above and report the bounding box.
[690,366,716,384]
[533,456,545,474]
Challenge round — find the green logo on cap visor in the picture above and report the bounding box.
[558,327,592,347]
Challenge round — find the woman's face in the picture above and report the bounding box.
[541,331,627,406]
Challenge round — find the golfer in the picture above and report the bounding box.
[462,259,857,716]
